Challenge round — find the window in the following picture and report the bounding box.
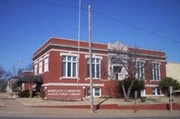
[152,88,161,95]
[87,88,90,96]
[62,56,77,78]
[87,58,100,79]
[112,65,122,80]
[141,89,146,97]
[151,63,160,80]
[87,88,101,97]
[39,60,43,74]
[44,57,49,72]
[135,61,144,80]
[34,64,38,75]
[95,88,100,96]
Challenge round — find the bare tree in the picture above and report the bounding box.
[102,41,164,101]
[106,42,149,101]
[109,51,139,101]
[11,65,18,77]
[0,66,12,92]
[0,66,6,79]
[25,63,33,71]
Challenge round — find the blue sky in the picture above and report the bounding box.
[0,0,180,71]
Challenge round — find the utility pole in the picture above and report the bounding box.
[88,4,94,112]
[77,0,81,86]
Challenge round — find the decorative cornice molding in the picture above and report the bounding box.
[42,83,104,87]
[33,43,108,60]
[108,41,128,52]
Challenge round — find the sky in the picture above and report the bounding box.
[0,0,180,72]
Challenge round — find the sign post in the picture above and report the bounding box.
[169,86,173,112]
[134,91,138,113]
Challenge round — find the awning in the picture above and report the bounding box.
[17,76,43,84]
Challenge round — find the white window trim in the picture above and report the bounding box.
[44,56,49,72]
[151,62,161,81]
[60,52,79,57]
[135,60,145,80]
[39,60,43,74]
[61,54,78,79]
[34,64,38,75]
[62,56,77,78]
[111,64,122,80]
[60,77,78,80]
[85,78,102,80]
[110,64,128,81]
[145,84,159,87]
[152,88,162,96]
[60,52,79,79]
[85,55,102,60]
[86,56,102,80]
[140,89,146,97]
[87,88,101,97]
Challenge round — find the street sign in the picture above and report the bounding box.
[169,86,173,94]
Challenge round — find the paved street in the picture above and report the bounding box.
[0,116,180,119]
[0,93,180,118]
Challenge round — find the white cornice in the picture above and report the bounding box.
[33,43,108,59]
[145,84,159,87]
[42,83,104,87]
[33,38,166,62]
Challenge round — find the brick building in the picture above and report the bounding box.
[166,62,180,83]
[33,37,166,100]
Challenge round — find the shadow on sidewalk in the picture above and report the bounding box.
[96,97,110,110]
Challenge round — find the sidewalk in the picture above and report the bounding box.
[1,106,180,117]
[0,93,180,117]
[15,94,180,110]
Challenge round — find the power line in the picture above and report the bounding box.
[30,0,81,10]
[92,10,180,44]
[30,0,180,44]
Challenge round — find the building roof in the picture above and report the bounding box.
[33,37,166,61]
[33,37,108,60]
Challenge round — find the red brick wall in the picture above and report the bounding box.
[33,38,166,98]
[38,49,108,85]
[33,38,107,58]
[129,47,165,57]
[160,61,166,80]
[23,83,30,91]
[146,87,152,95]
[102,80,121,98]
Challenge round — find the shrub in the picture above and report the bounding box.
[118,78,145,98]
[159,77,180,96]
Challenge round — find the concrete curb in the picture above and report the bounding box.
[29,103,180,110]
